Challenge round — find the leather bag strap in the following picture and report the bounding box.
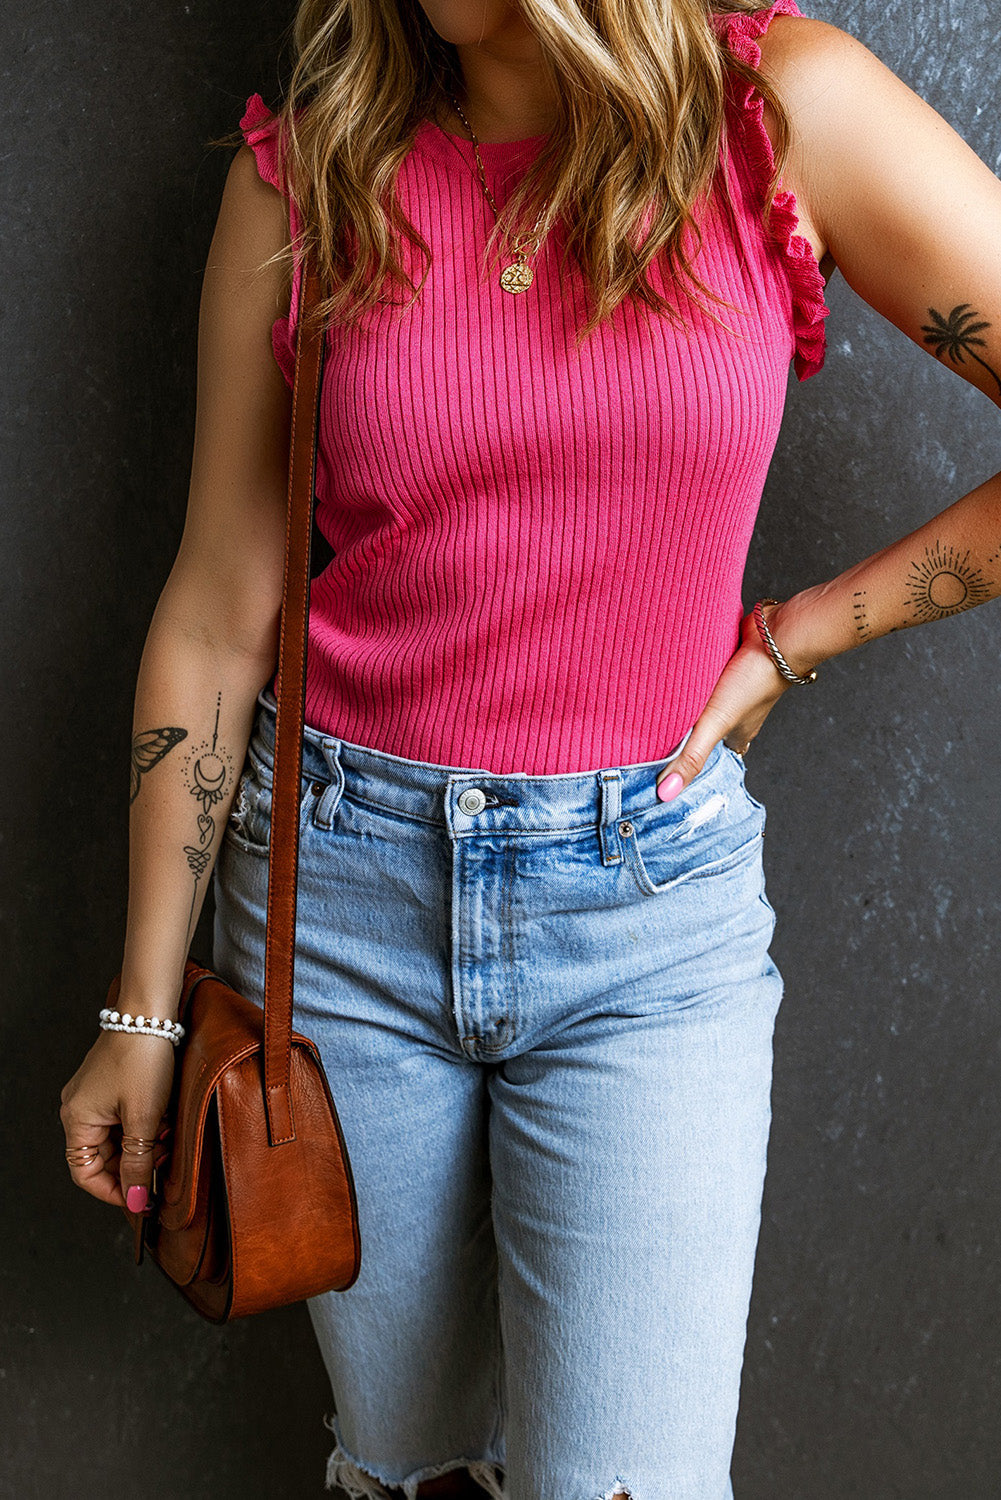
[263,257,327,1145]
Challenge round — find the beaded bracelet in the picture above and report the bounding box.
[99,1008,185,1045]
[752,598,818,686]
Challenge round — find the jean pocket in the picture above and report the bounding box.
[223,755,319,857]
[718,742,769,821]
[624,781,765,898]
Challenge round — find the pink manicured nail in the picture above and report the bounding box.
[657,772,684,803]
[126,1184,148,1213]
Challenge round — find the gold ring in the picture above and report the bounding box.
[121,1136,157,1155]
[65,1146,102,1166]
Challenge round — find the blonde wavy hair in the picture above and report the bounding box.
[216,0,793,345]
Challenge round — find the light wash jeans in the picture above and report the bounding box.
[212,684,784,1500]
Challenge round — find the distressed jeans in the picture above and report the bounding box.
[212,684,784,1500]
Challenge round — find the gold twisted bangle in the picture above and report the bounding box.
[753,599,818,686]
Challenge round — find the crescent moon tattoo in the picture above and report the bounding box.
[180,692,236,940]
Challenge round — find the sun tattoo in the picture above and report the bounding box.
[920,304,1001,398]
[180,692,236,933]
[904,541,992,623]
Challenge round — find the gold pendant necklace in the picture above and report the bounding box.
[447,93,549,295]
[499,259,536,294]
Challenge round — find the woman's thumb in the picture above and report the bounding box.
[119,1105,162,1214]
[654,720,724,802]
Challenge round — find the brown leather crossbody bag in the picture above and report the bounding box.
[106,257,361,1322]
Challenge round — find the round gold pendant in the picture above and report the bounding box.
[500,261,534,294]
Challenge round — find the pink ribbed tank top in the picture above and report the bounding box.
[239,0,829,775]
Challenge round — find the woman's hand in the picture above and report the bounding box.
[654,601,812,800]
[60,1029,175,1214]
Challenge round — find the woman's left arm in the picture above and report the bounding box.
[659,16,1001,795]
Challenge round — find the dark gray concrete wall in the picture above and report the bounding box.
[3,2,1000,1497]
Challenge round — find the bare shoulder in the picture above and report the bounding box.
[753,13,878,279]
[224,143,289,224]
[755,10,853,73]
[753,10,1001,411]
[161,145,300,651]
[208,144,293,315]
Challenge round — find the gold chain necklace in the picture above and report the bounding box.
[446,92,550,294]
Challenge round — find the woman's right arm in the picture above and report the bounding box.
[60,144,296,1212]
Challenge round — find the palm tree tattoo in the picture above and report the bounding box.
[921,304,1001,397]
[180,691,236,935]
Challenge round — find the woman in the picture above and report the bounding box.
[60,0,1001,1495]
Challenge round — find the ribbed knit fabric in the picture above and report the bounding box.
[239,0,829,775]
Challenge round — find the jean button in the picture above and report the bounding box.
[458,788,487,814]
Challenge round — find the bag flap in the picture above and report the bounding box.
[156,966,263,1230]
[154,964,329,1233]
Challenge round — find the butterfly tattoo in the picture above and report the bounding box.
[130,726,188,803]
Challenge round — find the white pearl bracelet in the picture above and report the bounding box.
[99,1008,185,1045]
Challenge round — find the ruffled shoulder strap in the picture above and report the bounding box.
[711,2,830,381]
[239,93,303,390]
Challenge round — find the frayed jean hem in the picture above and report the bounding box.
[322,1411,507,1500]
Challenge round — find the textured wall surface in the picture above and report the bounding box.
[3,1,1000,1497]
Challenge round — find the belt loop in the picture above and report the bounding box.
[597,769,624,866]
[313,738,345,829]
